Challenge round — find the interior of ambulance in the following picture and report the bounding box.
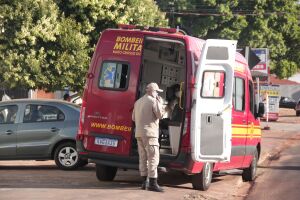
[132,37,187,157]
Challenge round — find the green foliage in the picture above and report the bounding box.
[0,0,168,91]
[0,0,90,91]
[55,0,168,47]
[157,0,300,78]
[275,60,298,79]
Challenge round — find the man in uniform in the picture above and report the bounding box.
[132,82,165,192]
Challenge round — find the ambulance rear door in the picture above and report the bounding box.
[191,39,237,162]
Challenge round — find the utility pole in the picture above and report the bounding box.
[169,1,175,27]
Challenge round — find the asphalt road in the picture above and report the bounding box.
[0,108,298,200]
[0,161,246,200]
[246,133,300,200]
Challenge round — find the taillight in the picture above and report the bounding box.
[80,106,86,124]
[77,93,87,140]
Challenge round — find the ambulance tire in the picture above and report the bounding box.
[96,164,117,181]
[192,162,213,191]
[242,150,258,182]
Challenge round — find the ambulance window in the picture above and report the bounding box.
[99,62,129,90]
[206,47,228,60]
[233,77,245,111]
[249,81,255,114]
[201,71,225,98]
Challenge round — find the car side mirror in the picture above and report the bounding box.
[257,103,265,118]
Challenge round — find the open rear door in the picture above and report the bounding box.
[191,39,237,162]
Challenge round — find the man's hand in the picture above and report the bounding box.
[156,96,163,104]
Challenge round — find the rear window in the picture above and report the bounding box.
[23,104,65,123]
[99,61,130,90]
[201,71,225,98]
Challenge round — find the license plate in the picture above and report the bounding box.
[94,137,118,147]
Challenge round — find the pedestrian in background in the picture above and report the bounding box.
[132,82,165,192]
[63,93,71,102]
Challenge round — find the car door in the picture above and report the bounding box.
[16,103,65,157]
[0,104,19,158]
[191,39,236,162]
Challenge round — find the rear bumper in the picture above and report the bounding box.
[76,140,191,172]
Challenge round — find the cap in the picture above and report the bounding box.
[146,82,163,92]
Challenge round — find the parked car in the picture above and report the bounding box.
[0,99,87,170]
[69,93,82,105]
[296,99,300,116]
[279,97,297,109]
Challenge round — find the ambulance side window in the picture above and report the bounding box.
[99,62,130,90]
[233,77,245,111]
[249,81,255,115]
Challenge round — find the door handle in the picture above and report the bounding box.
[51,127,60,132]
[5,130,14,135]
[242,120,246,124]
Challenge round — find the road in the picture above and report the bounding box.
[246,140,300,200]
[0,160,246,200]
[244,109,300,200]
[0,108,299,200]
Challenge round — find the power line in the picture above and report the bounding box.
[164,11,298,17]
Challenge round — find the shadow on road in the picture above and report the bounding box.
[0,164,232,191]
[0,165,94,171]
[258,165,300,171]
[262,136,300,141]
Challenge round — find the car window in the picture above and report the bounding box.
[23,104,65,123]
[0,105,18,124]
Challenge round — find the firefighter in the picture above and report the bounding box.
[132,82,165,192]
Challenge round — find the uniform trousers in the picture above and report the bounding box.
[136,136,160,178]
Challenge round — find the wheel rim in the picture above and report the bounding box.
[204,163,212,184]
[58,146,78,167]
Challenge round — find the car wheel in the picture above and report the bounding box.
[54,142,81,170]
[296,111,300,116]
[96,164,117,181]
[192,162,213,191]
[242,150,258,181]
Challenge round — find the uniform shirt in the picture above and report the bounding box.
[132,94,164,138]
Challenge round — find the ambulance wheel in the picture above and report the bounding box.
[96,164,117,181]
[192,162,213,191]
[242,150,258,182]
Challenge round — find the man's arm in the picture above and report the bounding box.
[153,97,165,119]
[132,105,135,122]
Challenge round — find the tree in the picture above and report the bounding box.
[55,0,168,47]
[0,0,90,91]
[0,0,168,91]
[157,0,300,78]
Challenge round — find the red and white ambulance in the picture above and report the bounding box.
[76,25,264,190]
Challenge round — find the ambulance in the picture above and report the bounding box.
[76,25,264,190]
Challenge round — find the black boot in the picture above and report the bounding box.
[141,176,148,190]
[147,178,164,192]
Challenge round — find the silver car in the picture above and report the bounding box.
[0,99,87,170]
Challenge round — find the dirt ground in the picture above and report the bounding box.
[0,108,299,200]
[275,108,300,124]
